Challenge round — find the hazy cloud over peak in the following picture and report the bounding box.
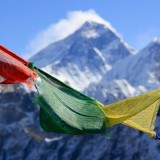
[26,10,116,58]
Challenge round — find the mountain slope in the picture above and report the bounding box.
[103,38,160,90]
[85,79,136,104]
[30,21,134,90]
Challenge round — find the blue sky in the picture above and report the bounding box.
[1,0,160,58]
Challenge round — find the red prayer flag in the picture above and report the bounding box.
[0,45,38,88]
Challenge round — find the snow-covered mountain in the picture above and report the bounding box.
[1,20,160,160]
[85,79,138,104]
[30,21,134,90]
[103,38,160,90]
[85,38,160,107]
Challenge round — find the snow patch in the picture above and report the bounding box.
[82,30,99,39]
[93,47,105,62]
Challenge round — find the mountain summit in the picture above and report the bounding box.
[30,21,134,90]
[103,38,160,90]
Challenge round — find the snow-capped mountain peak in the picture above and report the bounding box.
[75,21,113,38]
[30,21,134,91]
[77,20,117,35]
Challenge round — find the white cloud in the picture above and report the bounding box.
[25,10,116,58]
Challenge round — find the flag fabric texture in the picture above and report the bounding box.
[0,45,159,139]
[0,45,38,87]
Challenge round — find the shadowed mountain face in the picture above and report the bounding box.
[31,21,133,68]
[1,22,160,160]
[30,21,133,91]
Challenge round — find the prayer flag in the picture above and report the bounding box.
[0,45,159,139]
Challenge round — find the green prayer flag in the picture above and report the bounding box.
[34,68,107,135]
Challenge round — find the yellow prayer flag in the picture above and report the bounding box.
[99,89,160,138]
